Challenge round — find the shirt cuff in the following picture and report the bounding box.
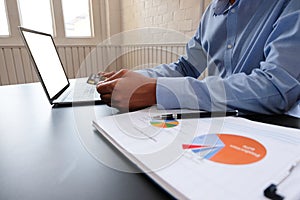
[156,77,205,110]
[156,78,181,109]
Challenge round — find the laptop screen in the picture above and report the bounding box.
[20,28,69,99]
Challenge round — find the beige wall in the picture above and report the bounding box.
[119,0,211,43]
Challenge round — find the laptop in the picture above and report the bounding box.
[19,27,102,106]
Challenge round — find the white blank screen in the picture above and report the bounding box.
[23,31,69,99]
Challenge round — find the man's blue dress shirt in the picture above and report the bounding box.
[139,0,300,114]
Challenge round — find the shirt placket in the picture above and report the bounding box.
[224,6,238,77]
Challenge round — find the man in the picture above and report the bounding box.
[97,0,300,115]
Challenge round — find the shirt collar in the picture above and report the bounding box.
[213,0,238,16]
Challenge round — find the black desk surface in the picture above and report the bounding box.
[0,83,173,200]
[0,83,299,200]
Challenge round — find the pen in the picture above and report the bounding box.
[152,110,239,120]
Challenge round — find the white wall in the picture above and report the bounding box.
[120,0,211,44]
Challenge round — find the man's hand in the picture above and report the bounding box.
[96,69,157,111]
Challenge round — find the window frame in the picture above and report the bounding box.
[0,0,105,46]
[0,0,10,37]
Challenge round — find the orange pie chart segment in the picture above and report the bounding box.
[211,134,266,165]
[183,134,267,165]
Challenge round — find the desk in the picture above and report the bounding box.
[0,83,299,200]
[0,83,173,200]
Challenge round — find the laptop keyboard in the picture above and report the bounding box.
[73,84,96,100]
[64,81,99,102]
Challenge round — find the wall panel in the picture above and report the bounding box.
[0,44,189,85]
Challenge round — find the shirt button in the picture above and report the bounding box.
[227,44,233,49]
[231,9,236,13]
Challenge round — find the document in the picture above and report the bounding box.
[93,107,300,199]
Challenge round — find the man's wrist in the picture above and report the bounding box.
[145,78,157,106]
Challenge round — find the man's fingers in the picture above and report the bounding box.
[100,93,122,108]
[98,71,116,79]
[100,93,112,104]
[104,69,129,82]
[96,80,117,94]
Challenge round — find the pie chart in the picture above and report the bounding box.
[150,119,179,128]
[182,134,267,165]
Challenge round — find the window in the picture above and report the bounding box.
[1,0,100,45]
[62,0,93,37]
[18,0,54,34]
[0,0,9,36]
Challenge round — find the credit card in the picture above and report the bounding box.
[87,74,106,85]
